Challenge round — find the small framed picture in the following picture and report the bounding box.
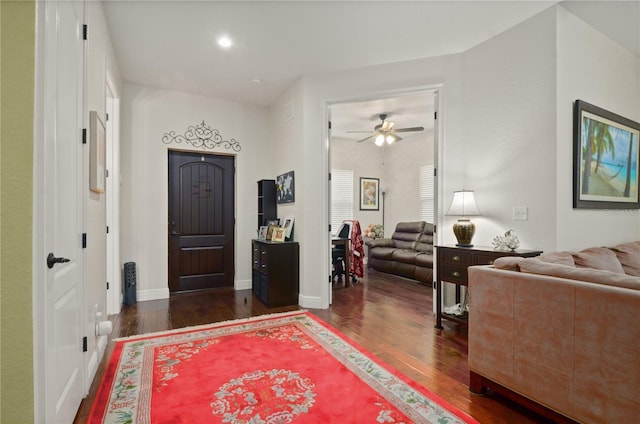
[266,224,277,240]
[360,177,380,210]
[266,218,280,226]
[282,216,295,240]
[258,226,268,240]
[271,226,286,242]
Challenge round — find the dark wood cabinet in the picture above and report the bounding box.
[435,245,542,329]
[257,179,276,229]
[252,240,299,307]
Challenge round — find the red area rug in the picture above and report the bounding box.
[89,311,477,423]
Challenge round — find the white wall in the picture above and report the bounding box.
[84,0,122,389]
[270,80,304,238]
[453,6,558,252]
[329,136,384,230]
[120,83,272,298]
[384,128,434,230]
[556,6,640,250]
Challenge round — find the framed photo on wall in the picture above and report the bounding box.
[573,100,640,209]
[359,177,380,210]
[89,111,106,193]
[276,171,295,204]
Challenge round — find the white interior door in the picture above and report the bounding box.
[37,0,86,421]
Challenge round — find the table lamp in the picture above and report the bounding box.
[446,190,480,247]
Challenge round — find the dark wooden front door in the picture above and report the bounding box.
[168,151,235,292]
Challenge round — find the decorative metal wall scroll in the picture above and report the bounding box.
[162,121,241,152]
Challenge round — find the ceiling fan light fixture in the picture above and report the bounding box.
[217,36,233,49]
[386,135,396,144]
[375,135,385,146]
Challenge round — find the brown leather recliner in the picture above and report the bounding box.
[367,221,434,284]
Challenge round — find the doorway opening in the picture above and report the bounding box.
[327,89,440,302]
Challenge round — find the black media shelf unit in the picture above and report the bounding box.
[257,179,277,230]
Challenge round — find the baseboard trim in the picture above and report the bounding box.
[299,293,326,309]
[137,288,170,301]
[235,279,251,290]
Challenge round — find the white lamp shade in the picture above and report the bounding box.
[446,190,480,216]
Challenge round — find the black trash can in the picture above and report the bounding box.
[123,262,137,305]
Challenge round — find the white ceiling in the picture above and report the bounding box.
[103,0,562,106]
[102,1,639,140]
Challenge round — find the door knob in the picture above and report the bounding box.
[47,252,70,269]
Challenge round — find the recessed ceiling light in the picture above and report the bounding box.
[250,78,262,84]
[217,36,232,49]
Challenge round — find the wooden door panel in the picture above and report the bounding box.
[180,247,224,274]
[169,151,234,292]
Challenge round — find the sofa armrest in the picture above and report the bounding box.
[368,238,395,248]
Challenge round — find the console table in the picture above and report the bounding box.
[435,245,542,329]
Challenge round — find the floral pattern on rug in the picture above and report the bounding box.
[243,323,318,351]
[97,312,472,424]
[210,369,316,423]
[154,338,219,390]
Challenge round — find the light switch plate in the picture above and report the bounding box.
[512,206,528,221]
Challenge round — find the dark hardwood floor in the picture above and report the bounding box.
[74,269,552,423]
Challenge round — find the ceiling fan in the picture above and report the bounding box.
[348,114,424,146]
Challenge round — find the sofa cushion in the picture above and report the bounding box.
[368,238,394,249]
[538,251,576,267]
[519,258,640,290]
[392,249,419,265]
[416,223,435,253]
[609,241,640,276]
[369,246,395,260]
[573,247,625,274]
[415,253,434,268]
[391,221,425,250]
[493,256,524,271]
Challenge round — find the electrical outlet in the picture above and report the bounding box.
[512,206,528,221]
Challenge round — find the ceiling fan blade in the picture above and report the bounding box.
[357,134,376,143]
[394,126,425,133]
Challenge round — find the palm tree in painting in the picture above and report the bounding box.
[624,132,636,197]
[592,121,615,173]
[581,117,595,194]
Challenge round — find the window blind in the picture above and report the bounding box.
[331,169,354,236]
[419,164,435,223]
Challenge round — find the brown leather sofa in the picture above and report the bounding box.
[367,221,434,284]
[468,242,640,423]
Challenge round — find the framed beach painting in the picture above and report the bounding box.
[359,177,380,210]
[573,100,640,209]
